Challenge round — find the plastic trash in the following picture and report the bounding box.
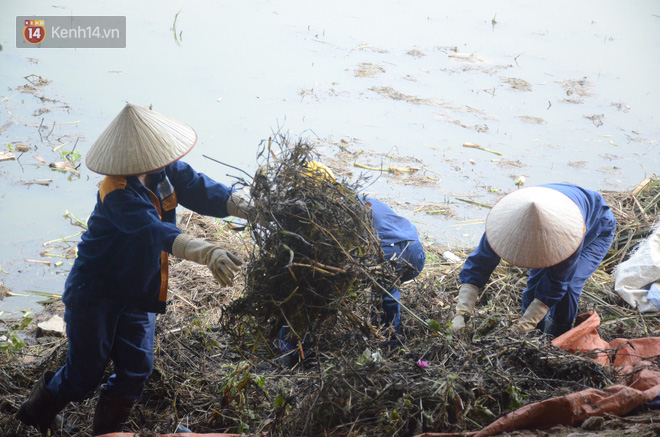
[648,281,660,310]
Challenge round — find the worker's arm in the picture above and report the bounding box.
[458,233,501,289]
[167,160,234,218]
[449,234,502,332]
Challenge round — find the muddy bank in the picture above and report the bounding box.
[1,178,659,436]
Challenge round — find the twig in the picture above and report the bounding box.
[279,230,313,246]
[43,231,84,246]
[202,154,253,180]
[64,210,88,229]
[456,198,492,209]
[354,162,419,173]
[52,141,71,152]
[361,266,432,330]
[290,263,337,276]
[45,122,55,140]
[463,142,502,156]
[282,244,295,268]
[24,259,51,266]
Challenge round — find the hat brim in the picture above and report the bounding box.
[86,104,197,176]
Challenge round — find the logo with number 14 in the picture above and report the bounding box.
[24,20,46,44]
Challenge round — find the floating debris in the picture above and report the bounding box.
[49,161,78,173]
[354,161,421,174]
[20,179,53,186]
[23,259,51,266]
[463,142,502,156]
[0,151,15,161]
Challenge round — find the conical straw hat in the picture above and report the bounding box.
[485,187,585,268]
[86,103,197,176]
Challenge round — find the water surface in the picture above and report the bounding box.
[0,0,658,316]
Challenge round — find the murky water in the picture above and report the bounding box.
[1,0,658,317]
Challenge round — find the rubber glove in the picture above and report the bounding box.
[172,234,243,286]
[515,298,550,333]
[226,192,253,220]
[449,283,479,333]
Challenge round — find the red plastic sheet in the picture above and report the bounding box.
[100,434,241,437]
[416,311,660,437]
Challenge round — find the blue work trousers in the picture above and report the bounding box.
[523,212,616,338]
[47,292,156,402]
[381,239,426,333]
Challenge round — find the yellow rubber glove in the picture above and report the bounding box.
[172,234,243,286]
[449,283,479,333]
[515,298,550,333]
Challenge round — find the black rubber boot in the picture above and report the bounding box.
[92,388,135,436]
[16,370,69,433]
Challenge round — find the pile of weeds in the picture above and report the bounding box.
[221,136,398,354]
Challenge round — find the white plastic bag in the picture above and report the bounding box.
[614,223,660,313]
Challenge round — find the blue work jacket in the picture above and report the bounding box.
[366,197,420,245]
[63,160,233,314]
[459,183,614,309]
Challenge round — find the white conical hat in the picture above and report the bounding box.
[485,186,586,268]
[86,103,197,176]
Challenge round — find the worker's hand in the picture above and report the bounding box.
[172,234,243,286]
[227,192,272,226]
[448,283,479,333]
[226,192,254,220]
[449,315,466,333]
[515,298,550,333]
[448,283,480,332]
[206,247,243,286]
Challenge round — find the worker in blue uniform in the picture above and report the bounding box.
[449,184,616,338]
[277,163,425,359]
[16,104,252,435]
[368,197,426,334]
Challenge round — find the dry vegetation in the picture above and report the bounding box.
[0,145,658,436]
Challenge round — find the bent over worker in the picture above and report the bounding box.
[308,163,426,334]
[17,104,251,435]
[449,183,616,338]
[367,197,426,334]
[278,163,426,356]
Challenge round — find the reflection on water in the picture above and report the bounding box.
[0,0,658,315]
